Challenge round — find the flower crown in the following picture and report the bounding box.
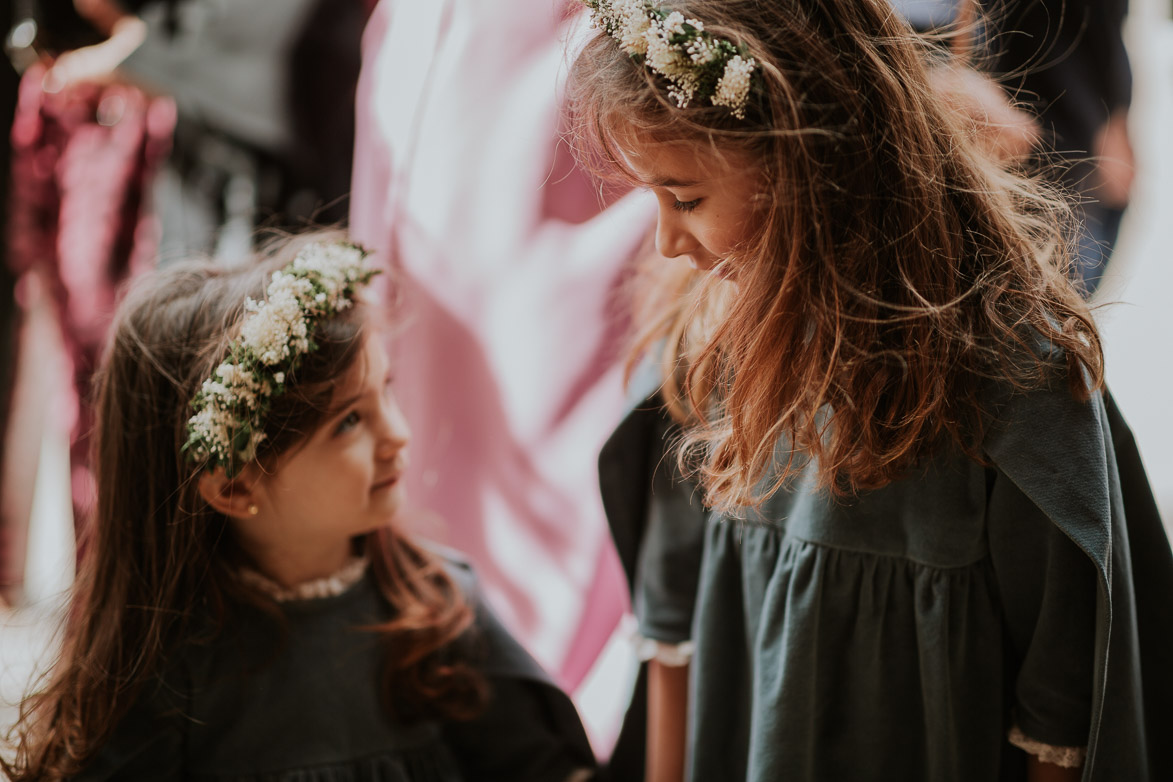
[183,241,379,475]
[584,0,758,119]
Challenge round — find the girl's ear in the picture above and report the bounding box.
[197,467,261,520]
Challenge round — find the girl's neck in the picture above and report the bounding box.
[242,538,356,591]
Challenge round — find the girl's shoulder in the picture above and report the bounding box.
[978,326,1099,463]
[417,541,560,685]
[414,541,598,779]
[421,542,480,598]
[979,375,1137,581]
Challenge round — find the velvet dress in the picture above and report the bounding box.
[72,556,595,782]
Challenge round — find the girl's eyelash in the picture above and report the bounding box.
[336,410,361,434]
[673,198,701,213]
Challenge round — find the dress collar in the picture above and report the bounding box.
[238,556,370,602]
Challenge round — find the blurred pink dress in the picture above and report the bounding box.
[350,0,655,714]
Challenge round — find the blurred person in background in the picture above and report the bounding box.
[894,0,1135,296]
[2,0,174,604]
[0,0,22,609]
[0,0,368,605]
[993,0,1134,296]
[96,0,368,261]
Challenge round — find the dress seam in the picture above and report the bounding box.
[717,519,989,571]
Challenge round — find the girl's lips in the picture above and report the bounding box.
[687,254,720,271]
[371,474,400,492]
[373,454,409,491]
[688,255,733,280]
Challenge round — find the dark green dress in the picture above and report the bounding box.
[599,373,1173,782]
[73,557,594,781]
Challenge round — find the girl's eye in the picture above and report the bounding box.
[336,410,361,434]
[673,198,701,213]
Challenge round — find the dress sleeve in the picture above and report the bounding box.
[444,674,596,782]
[987,465,1099,753]
[442,565,596,782]
[630,413,707,652]
[69,676,187,781]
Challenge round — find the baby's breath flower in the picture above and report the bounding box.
[711,54,756,119]
[662,11,686,36]
[667,74,700,109]
[644,31,683,76]
[685,37,716,65]
[619,18,650,55]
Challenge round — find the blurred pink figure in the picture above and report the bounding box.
[7,61,174,548]
[350,0,654,733]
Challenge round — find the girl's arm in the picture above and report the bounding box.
[42,14,147,92]
[646,659,689,782]
[1027,756,1083,782]
[987,451,1097,780]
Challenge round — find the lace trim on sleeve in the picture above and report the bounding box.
[631,633,694,667]
[1007,725,1086,768]
[619,614,694,667]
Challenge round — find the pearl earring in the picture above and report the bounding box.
[247,504,259,516]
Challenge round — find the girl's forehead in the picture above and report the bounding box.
[345,333,384,381]
[613,130,752,185]
[322,333,376,399]
[359,332,397,384]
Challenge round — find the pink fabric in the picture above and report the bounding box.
[8,64,175,532]
[350,0,653,714]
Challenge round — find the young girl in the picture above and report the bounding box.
[570,1,1173,781]
[1,235,596,781]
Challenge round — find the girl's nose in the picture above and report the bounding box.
[376,396,411,460]
[656,208,697,259]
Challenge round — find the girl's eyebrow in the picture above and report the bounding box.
[332,391,364,413]
[648,176,701,188]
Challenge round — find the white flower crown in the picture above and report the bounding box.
[584,0,758,119]
[184,241,379,475]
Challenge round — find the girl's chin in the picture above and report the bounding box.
[367,483,405,518]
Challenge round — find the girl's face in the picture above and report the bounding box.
[237,334,410,567]
[618,133,764,277]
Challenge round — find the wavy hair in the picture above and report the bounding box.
[2,233,483,779]
[568,0,1102,511]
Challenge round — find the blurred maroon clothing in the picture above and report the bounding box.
[7,62,174,530]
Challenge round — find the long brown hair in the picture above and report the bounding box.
[567,0,1102,513]
[2,233,483,779]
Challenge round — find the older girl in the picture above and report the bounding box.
[570,1,1173,780]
